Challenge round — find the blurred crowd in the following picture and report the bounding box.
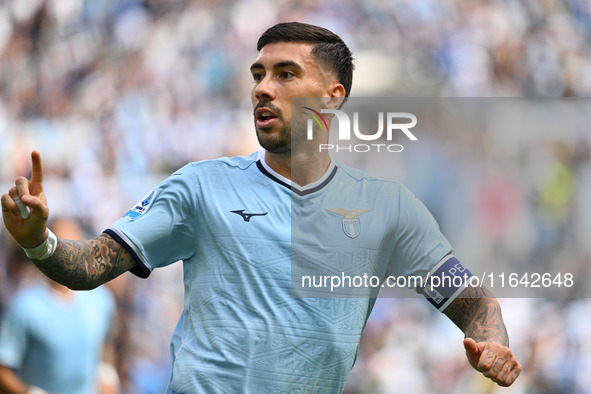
[2,0,591,392]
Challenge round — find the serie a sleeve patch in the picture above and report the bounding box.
[123,189,159,220]
[417,255,474,312]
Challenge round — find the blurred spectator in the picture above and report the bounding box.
[0,217,119,394]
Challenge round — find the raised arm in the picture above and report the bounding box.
[1,151,135,290]
[444,286,521,387]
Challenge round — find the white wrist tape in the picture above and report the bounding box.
[22,229,58,260]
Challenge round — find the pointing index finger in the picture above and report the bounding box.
[30,150,44,185]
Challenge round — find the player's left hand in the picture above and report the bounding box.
[463,337,521,387]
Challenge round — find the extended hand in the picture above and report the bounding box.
[463,337,521,387]
[1,150,49,248]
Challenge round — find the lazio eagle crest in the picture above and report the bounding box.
[324,208,372,238]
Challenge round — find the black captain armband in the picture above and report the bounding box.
[417,255,474,312]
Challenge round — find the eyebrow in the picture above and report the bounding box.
[250,60,303,72]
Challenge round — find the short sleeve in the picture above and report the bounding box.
[105,164,197,277]
[387,185,452,281]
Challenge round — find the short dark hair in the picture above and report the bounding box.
[257,22,354,97]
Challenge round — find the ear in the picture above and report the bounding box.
[324,82,346,110]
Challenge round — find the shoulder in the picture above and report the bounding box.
[154,153,259,192]
[11,283,45,304]
[187,152,259,173]
[179,152,262,189]
[4,283,48,318]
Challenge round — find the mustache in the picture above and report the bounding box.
[254,101,282,117]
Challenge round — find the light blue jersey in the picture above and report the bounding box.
[0,282,114,394]
[107,150,452,393]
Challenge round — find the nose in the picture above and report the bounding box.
[254,75,276,101]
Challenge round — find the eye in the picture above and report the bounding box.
[252,72,264,83]
[280,71,295,79]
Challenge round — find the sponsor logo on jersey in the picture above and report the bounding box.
[231,209,268,222]
[324,208,372,238]
[125,189,158,220]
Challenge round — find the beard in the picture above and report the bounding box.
[254,103,310,155]
[255,117,292,155]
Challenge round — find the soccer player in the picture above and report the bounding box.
[1,22,520,392]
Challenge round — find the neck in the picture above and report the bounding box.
[264,149,331,186]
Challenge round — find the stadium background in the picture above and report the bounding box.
[1,0,591,392]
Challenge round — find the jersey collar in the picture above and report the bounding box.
[256,150,338,196]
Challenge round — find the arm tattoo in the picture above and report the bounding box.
[443,286,509,346]
[32,234,136,290]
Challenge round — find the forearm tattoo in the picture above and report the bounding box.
[443,286,509,346]
[32,234,136,290]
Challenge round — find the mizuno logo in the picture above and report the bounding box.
[231,209,268,222]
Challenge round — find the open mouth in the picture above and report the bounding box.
[256,108,279,128]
